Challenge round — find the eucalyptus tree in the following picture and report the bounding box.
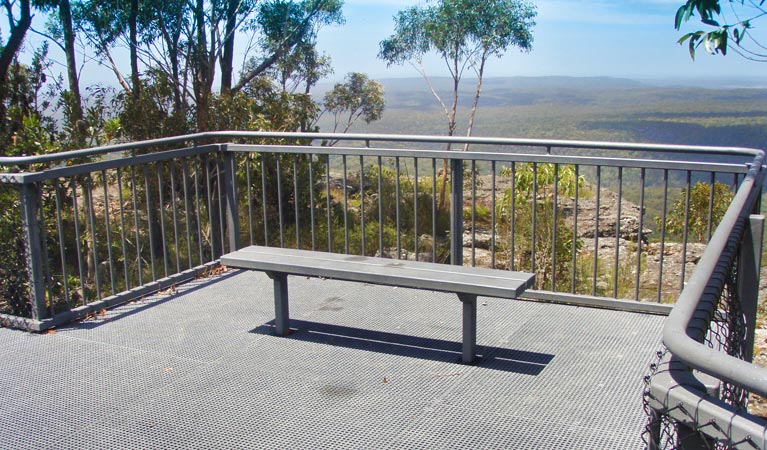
[233,0,344,94]
[74,0,146,98]
[379,0,534,143]
[379,0,535,207]
[32,0,85,139]
[0,0,32,142]
[675,0,767,61]
[322,72,384,144]
[0,0,32,86]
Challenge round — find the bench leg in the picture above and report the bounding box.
[266,272,290,336]
[458,293,477,364]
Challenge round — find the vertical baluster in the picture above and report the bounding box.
[309,154,316,250]
[193,158,204,264]
[54,180,70,310]
[246,154,254,246]
[182,160,193,269]
[342,155,349,254]
[571,165,579,294]
[130,164,143,285]
[378,156,384,257]
[531,162,538,275]
[395,157,401,259]
[276,156,285,248]
[658,169,669,303]
[116,168,129,290]
[707,171,715,241]
[216,155,226,255]
[552,164,559,291]
[432,158,437,263]
[414,158,419,260]
[471,160,476,267]
[613,166,622,298]
[204,156,215,262]
[157,164,169,278]
[101,170,116,295]
[294,157,300,249]
[592,166,601,296]
[360,155,366,255]
[510,162,516,271]
[86,175,101,300]
[261,154,270,246]
[635,168,646,301]
[71,177,87,304]
[491,161,496,269]
[170,163,181,274]
[681,170,692,292]
[326,154,332,252]
[36,184,53,315]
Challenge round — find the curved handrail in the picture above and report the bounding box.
[0,131,762,166]
[662,149,767,397]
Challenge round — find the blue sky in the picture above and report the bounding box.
[8,0,767,86]
[315,0,767,82]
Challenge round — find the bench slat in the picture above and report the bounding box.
[221,246,534,299]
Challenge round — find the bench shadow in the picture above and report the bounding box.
[251,319,554,375]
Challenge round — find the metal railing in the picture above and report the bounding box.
[643,148,767,449]
[0,132,764,447]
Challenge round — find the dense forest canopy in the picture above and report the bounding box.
[0,0,365,156]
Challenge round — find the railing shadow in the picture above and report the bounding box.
[251,319,554,375]
[59,270,241,330]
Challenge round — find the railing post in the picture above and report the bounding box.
[738,214,764,362]
[222,144,241,253]
[450,158,463,266]
[19,182,47,321]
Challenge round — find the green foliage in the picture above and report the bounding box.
[379,0,536,136]
[661,181,733,242]
[496,164,585,289]
[675,0,765,61]
[0,187,29,316]
[323,72,385,139]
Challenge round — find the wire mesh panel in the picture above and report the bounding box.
[642,208,763,448]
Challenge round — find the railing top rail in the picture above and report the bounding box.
[0,131,763,167]
[662,150,767,397]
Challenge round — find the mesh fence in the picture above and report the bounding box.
[642,225,752,449]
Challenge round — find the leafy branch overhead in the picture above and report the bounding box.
[675,0,767,61]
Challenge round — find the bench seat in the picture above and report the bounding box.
[221,245,535,363]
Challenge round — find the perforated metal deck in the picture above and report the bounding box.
[0,269,664,449]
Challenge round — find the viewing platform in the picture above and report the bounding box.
[0,132,763,448]
[2,270,663,448]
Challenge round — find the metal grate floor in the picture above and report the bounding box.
[0,269,664,449]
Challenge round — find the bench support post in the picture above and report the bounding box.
[266,272,290,336]
[457,293,477,364]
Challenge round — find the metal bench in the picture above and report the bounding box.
[220,245,535,363]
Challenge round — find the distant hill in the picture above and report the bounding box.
[314,75,767,152]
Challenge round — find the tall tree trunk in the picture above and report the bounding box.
[220,0,237,94]
[60,0,84,134]
[129,0,140,99]
[0,0,31,85]
[464,53,487,152]
[193,0,210,131]
[0,0,31,143]
[438,57,461,212]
